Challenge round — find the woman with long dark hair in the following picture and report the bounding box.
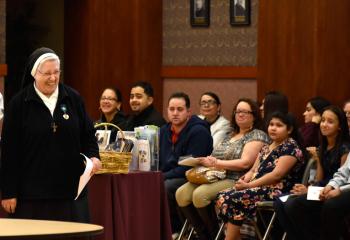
[276,105,350,240]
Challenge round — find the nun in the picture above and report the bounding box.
[0,47,101,222]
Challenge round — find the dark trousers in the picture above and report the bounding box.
[273,195,299,240]
[284,192,350,240]
[164,178,187,233]
[10,189,90,223]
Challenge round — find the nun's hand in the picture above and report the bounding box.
[90,157,102,176]
[1,198,17,214]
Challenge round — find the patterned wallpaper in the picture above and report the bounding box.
[163,0,258,66]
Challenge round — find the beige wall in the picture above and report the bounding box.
[162,0,258,120]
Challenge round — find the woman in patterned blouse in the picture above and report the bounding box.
[175,98,269,240]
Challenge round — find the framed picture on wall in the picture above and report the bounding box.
[190,0,210,27]
[230,0,250,26]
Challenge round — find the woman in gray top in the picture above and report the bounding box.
[175,98,269,240]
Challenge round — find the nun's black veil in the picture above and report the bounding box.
[21,47,57,89]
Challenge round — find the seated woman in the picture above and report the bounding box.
[299,96,330,147]
[260,90,289,127]
[216,111,305,240]
[343,99,350,135]
[198,92,231,148]
[95,87,127,142]
[275,105,350,240]
[175,98,269,240]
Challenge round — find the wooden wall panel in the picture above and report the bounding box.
[258,0,350,123]
[258,0,316,122]
[315,0,350,106]
[64,0,162,120]
[0,64,6,76]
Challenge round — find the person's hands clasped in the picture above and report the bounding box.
[199,156,217,167]
[290,183,308,195]
[240,170,254,183]
[320,185,341,200]
[90,157,102,176]
[235,179,250,191]
[1,198,17,214]
[306,147,319,162]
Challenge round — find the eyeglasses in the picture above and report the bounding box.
[234,110,252,115]
[100,97,117,102]
[200,100,217,107]
[37,69,61,77]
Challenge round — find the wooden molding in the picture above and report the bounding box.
[0,64,7,77]
[161,66,257,79]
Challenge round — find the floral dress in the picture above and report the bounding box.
[216,138,304,225]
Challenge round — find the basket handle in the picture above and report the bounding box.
[94,122,125,139]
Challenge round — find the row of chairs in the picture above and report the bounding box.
[177,158,316,240]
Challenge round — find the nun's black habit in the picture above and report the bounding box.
[0,47,99,222]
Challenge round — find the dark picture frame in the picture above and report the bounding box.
[230,0,250,26]
[190,0,210,27]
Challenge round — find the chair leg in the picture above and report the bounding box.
[178,219,189,240]
[262,212,276,240]
[188,227,194,239]
[179,205,209,240]
[177,220,195,240]
[281,232,287,240]
[257,208,268,229]
[214,222,225,240]
[252,220,263,240]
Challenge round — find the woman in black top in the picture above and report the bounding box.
[95,87,127,142]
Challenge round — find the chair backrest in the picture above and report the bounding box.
[301,158,317,185]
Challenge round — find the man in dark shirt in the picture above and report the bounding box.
[159,92,213,237]
[125,81,166,130]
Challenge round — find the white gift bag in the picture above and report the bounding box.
[137,139,151,171]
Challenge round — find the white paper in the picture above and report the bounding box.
[307,186,324,201]
[279,195,290,202]
[75,154,93,200]
[178,157,201,167]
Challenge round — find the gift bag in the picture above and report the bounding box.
[137,139,151,171]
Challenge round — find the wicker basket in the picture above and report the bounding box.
[94,123,132,174]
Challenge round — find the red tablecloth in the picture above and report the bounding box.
[88,171,172,240]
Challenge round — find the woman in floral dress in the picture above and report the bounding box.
[216,111,305,240]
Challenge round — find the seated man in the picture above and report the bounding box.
[159,92,213,238]
[125,81,166,130]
